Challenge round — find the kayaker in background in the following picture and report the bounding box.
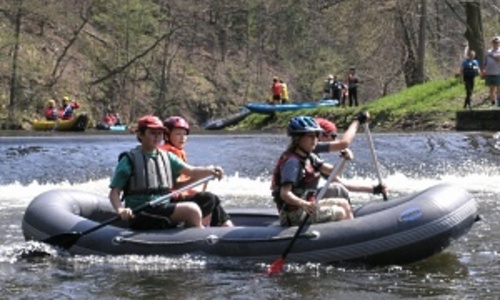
[270,76,283,104]
[109,115,224,230]
[315,115,388,200]
[161,116,233,227]
[44,99,59,121]
[59,96,80,120]
[280,79,289,103]
[114,113,122,125]
[103,113,117,127]
[270,116,354,226]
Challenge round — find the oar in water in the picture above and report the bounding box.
[363,122,388,200]
[42,175,215,250]
[267,157,346,275]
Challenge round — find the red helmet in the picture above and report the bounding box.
[315,118,337,134]
[137,115,166,131]
[163,116,190,134]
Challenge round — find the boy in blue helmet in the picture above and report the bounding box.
[270,116,354,226]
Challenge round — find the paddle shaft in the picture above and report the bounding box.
[363,123,387,200]
[277,158,345,261]
[65,175,215,238]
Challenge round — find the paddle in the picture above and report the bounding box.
[51,119,60,132]
[42,175,215,250]
[363,122,388,201]
[267,157,346,275]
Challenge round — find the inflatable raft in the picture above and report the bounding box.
[244,99,339,114]
[204,108,252,130]
[22,183,479,265]
[32,113,89,132]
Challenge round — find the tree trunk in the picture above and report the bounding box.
[462,0,484,66]
[8,0,23,121]
[416,0,427,83]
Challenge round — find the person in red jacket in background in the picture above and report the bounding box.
[161,116,234,227]
[59,96,80,120]
[270,76,283,104]
[103,113,117,126]
[44,99,59,120]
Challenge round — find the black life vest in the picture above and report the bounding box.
[271,152,321,211]
[118,147,173,197]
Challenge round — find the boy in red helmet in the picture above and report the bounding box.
[109,115,224,230]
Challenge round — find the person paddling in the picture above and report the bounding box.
[59,96,80,120]
[161,116,233,227]
[271,116,354,226]
[315,115,388,200]
[109,115,224,230]
[44,99,59,121]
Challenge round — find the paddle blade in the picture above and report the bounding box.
[42,232,83,249]
[267,257,285,275]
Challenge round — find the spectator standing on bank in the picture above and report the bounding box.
[346,67,361,107]
[460,50,480,109]
[280,79,289,103]
[331,75,343,101]
[323,75,334,100]
[482,36,500,106]
[270,77,283,104]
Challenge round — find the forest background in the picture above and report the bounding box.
[0,0,498,129]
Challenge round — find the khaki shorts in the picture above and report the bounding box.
[279,198,348,226]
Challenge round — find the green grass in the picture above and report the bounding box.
[236,77,492,132]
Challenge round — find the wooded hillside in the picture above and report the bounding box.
[0,0,498,128]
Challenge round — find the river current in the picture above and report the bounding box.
[1,131,499,299]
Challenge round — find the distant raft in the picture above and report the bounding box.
[22,183,478,265]
[245,99,339,114]
[204,108,252,130]
[32,113,89,132]
[95,123,128,131]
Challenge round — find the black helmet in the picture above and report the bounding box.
[287,116,323,136]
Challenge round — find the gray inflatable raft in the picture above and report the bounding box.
[22,183,479,265]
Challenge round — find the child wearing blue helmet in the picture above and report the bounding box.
[270,116,354,226]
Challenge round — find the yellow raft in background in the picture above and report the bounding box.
[32,113,89,131]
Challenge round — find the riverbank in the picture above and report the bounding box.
[2,78,498,133]
[234,78,499,132]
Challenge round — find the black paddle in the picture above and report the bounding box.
[267,158,345,275]
[42,175,215,250]
[364,123,388,200]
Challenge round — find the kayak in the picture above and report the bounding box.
[95,124,128,131]
[22,183,479,265]
[245,100,339,114]
[31,113,89,132]
[204,108,252,130]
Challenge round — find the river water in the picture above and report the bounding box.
[1,131,499,299]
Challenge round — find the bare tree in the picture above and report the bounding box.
[8,0,23,121]
[461,0,485,66]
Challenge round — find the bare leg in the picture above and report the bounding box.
[170,202,203,228]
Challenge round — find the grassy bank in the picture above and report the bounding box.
[236,77,494,133]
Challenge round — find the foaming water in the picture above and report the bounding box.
[0,132,499,299]
[2,169,498,209]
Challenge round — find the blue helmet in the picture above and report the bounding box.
[287,116,323,136]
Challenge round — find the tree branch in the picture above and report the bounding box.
[89,31,176,85]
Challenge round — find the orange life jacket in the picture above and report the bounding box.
[160,142,195,196]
